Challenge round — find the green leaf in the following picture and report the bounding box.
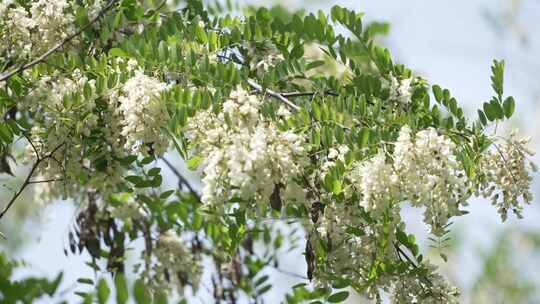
[332,179,342,195]
[0,124,13,143]
[490,98,504,119]
[158,41,168,61]
[148,167,161,176]
[490,59,505,97]
[503,96,515,118]
[327,291,349,303]
[125,175,144,185]
[155,291,168,304]
[483,102,495,121]
[97,279,110,304]
[115,274,128,304]
[109,48,128,57]
[432,85,443,103]
[358,128,369,147]
[306,60,325,70]
[290,44,304,59]
[257,284,272,295]
[77,278,94,285]
[195,26,208,44]
[187,155,202,170]
[160,190,175,199]
[396,229,409,247]
[477,110,487,126]
[133,279,151,304]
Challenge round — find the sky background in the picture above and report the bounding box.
[2,0,540,303]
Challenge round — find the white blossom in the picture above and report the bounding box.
[350,150,400,214]
[30,0,76,53]
[392,263,459,304]
[117,69,170,156]
[142,230,202,294]
[478,131,535,221]
[384,75,413,104]
[186,86,307,210]
[393,126,471,236]
[0,2,36,57]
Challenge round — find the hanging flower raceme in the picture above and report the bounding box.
[392,262,460,304]
[185,86,307,211]
[477,131,536,221]
[117,69,170,156]
[139,230,202,295]
[0,1,36,58]
[383,74,414,105]
[393,126,471,236]
[23,61,171,202]
[350,150,401,215]
[348,126,471,236]
[29,0,76,53]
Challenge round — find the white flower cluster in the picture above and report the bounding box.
[143,230,202,294]
[353,150,400,215]
[349,126,470,236]
[25,61,170,202]
[0,0,76,58]
[30,0,76,52]
[0,1,35,57]
[314,199,402,290]
[23,69,122,201]
[478,132,536,221]
[392,263,459,304]
[314,125,535,302]
[394,126,471,235]
[107,193,146,226]
[321,145,350,175]
[315,188,458,303]
[186,87,307,210]
[383,75,413,104]
[0,0,104,59]
[86,0,105,19]
[116,69,170,156]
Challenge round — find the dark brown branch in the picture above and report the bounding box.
[393,242,433,286]
[281,90,339,98]
[0,0,118,82]
[160,157,200,200]
[272,266,308,280]
[27,178,64,184]
[22,132,40,160]
[0,143,64,220]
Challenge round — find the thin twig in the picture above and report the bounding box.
[247,79,301,111]
[393,242,433,286]
[0,0,118,82]
[273,267,308,280]
[27,178,64,184]
[281,91,339,98]
[160,156,200,200]
[0,143,64,220]
[22,132,40,160]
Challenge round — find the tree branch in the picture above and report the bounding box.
[0,0,119,82]
[27,178,64,184]
[247,79,301,111]
[160,157,200,200]
[281,90,339,98]
[0,143,64,221]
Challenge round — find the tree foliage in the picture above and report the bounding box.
[0,0,535,303]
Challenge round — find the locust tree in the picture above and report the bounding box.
[0,0,535,303]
